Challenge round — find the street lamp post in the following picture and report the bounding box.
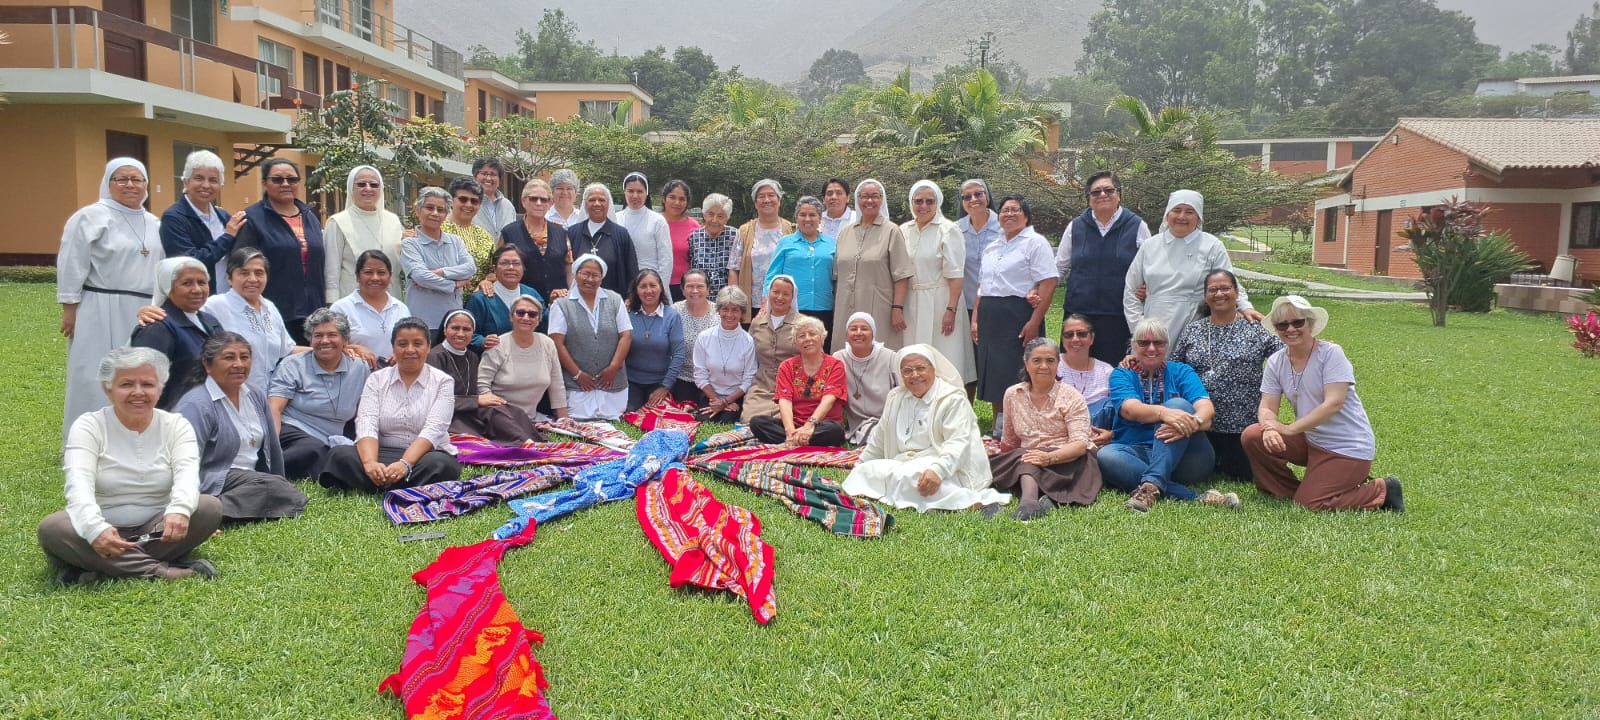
[979,36,990,69]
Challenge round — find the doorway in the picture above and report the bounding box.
[102,0,147,81]
[1374,209,1392,275]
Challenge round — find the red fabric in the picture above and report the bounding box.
[773,355,846,424]
[622,398,701,437]
[378,523,556,720]
[636,467,777,624]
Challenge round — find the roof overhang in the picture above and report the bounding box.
[0,68,292,134]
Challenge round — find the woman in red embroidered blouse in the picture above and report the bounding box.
[749,315,848,447]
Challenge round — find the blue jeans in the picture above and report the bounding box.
[1099,398,1216,501]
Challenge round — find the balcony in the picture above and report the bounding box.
[0,5,318,134]
[231,0,464,92]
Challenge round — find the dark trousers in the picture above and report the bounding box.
[628,381,667,412]
[671,382,706,406]
[1207,431,1253,482]
[38,495,224,579]
[799,309,834,343]
[318,445,460,493]
[748,415,846,447]
[279,423,332,480]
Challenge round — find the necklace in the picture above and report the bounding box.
[353,208,385,244]
[116,211,152,256]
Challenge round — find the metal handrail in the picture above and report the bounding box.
[309,0,463,77]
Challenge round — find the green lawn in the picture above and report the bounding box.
[1,282,1595,719]
[1235,260,1422,294]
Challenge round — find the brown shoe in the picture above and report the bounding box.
[1126,482,1161,513]
[1199,489,1241,509]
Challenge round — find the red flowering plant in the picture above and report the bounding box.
[1569,312,1600,358]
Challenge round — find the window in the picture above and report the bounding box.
[172,0,216,44]
[257,38,294,97]
[1271,142,1326,162]
[173,141,219,189]
[1573,203,1600,249]
[491,96,506,120]
[386,83,408,114]
[1323,207,1338,243]
[415,91,427,118]
[579,100,621,123]
[336,64,352,91]
[302,52,320,94]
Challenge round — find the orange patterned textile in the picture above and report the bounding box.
[636,467,777,624]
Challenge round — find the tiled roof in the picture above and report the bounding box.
[1397,118,1600,173]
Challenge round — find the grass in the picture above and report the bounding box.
[1,281,1596,718]
[1235,259,1421,294]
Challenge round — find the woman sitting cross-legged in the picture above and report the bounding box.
[990,338,1104,521]
[318,317,462,492]
[268,309,371,478]
[1242,295,1403,512]
[477,295,568,424]
[749,315,847,447]
[173,332,308,522]
[429,309,540,444]
[841,345,1006,512]
[38,347,225,584]
[1099,318,1239,513]
[693,286,757,423]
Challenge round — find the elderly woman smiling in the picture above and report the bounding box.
[478,295,567,424]
[403,187,477,331]
[1242,296,1403,512]
[131,257,223,409]
[329,250,410,362]
[992,338,1104,521]
[689,193,738,297]
[269,309,372,478]
[832,311,898,445]
[901,179,975,382]
[1124,190,1258,342]
[833,179,913,350]
[694,286,757,423]
[429,309,540,443]
[749,315,848,447]
[38,347,224,583]
[568,183,639,298]
[545,168,584,228]
[842,345,1005,512]
[766,196,837,335]
[161,150,247,290]
[740,274,801,423]
[323,165,404,300]
[550,254,634,420]
[728,179,794,317]
[174,332,308,522]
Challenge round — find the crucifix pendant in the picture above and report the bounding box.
[141,248,150,256]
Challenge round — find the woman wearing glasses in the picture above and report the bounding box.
[1099,318,1239,514]
[323,165,404,301]
[550,254,633,420]
[465,245,545,351]
[832,179,912,351]
[971,195,1057,438]
[900,180,974,384]
[232,159,325,345]
[1242,296,1403,512]
[401,188,476,332]
[478,295,568,425]
[1055,171,1150,363]
[442,177,497,289]
[1169,269,1281,481]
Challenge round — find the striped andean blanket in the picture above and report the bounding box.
[692,459,892,538]
[453,434,623,468]
[535,418,636,450]
[623,398,701,438]
[382,466,580,525]
[637,468,776,624]
[692,444,862,469]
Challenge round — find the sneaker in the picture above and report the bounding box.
[1011,497,1057,522]
[1380,476,1404,513]
[1125,482,1161,513]
[1199,489,1242,510]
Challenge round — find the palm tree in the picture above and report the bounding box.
[1105,94,1216,149]
[855,68,1043,155]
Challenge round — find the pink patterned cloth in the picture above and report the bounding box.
[691,444,862,469]
[622,398,701,438]
[636,467,776,624]
[453,434,623,468]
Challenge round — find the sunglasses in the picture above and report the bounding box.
[526,196,552,203]
[1062,330,1091,339]
[455,195,482,205]
[354,181,381,189]
[1088,187,1118,197]
[1135,339,1167,348]
[268,176,301,185]
[513,309,541,318]
[1274,318,1309,331]
[960,191,986,202]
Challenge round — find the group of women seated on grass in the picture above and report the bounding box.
[42,156,1405,583]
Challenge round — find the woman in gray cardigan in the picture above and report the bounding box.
[174,332,307,522]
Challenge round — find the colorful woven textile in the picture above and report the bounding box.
[494,430,691,539]
[453,435,623,468]
[689,426,756,455]
[382,466,580,525]
[534,418,636,451]
[637,468,777,624]
[378,522,555,720]
[692,460,893,538]
[622,398,701,438]
[692,444,862,469]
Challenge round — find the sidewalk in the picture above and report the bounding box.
[1234,268,1427,302]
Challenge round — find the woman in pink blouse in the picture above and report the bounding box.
[318,317,460,492]
[989,337,1104,521]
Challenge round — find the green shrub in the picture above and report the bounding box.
[1268,240,1314,266]
[1451,231,1537,312]
[0,266,57,283]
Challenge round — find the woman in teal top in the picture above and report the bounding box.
[766,196,837,339]
[464,245,544,352]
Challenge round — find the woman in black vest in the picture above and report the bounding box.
[1053,171,1151,364]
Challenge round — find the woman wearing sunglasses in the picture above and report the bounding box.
[232,159,325,345]
[1242,296,1403,512]
[442,177,497,289]
[478,295,567,425]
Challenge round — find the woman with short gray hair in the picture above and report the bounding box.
[402,188,476,329]
[546,168,584,227]
[161,149,247,291]
[693,285,757,422]
[688,192,738,296]
[567,183,639,298]
[38,346,225,583]
[268,308,373,478]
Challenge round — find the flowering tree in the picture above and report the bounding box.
[292,84,462,201]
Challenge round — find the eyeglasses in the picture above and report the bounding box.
[858,193,883,201]
[1205,285,1234,295]
[526,196,552,203]
[999,207,1024,215]
[1062,330,1091,339]
[960,191,986,202]
[576,270,602,280]
[455,195,481,205]
[1088,187,1119,197]
[110,176,148,186]
[1135,339,1167,348]
[1274,318,1309,331]
[513,309,541,318]
[268,176,301,185]
[354,181,381,189]
[912,198,939,206]
[496,260,523,268]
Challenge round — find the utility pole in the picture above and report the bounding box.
[979,36,991,69]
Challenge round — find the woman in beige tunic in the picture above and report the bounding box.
[740,275,801,423]
[831,178,913,352]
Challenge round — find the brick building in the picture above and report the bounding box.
[1313,118,1600,283]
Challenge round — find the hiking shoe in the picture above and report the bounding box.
[1125,482,1161,513]
[1199,489,1242,510]
[54,567,99,586]
[1380,476,1404,513]
[172,558,219,580]
[1011,497,1057,522]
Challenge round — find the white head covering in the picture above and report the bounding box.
[344,165,385,211]
[896,343,964,391]
[845,311,877,338]
[764,273,797,297]
[99,157,149,213]
[854,178,886,220]
[908,179,945,216]
[892,343,962,445]
[571,252,609,296]
[1159,189,1205,236]
[623,171,649,193]
[153,256,209,307]
[439,309,475,355]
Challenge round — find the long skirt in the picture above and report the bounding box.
[450,404,542,444]
[218,468,308,521]
[842,456,1010,513]
[988,449,1103,507]
[975,296,1032,404]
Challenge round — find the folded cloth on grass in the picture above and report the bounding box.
[689,426,757,455]
[623,398,701,438]
[691,459,893,538]
[535,418,636,451]
[453,434,623,468]
[378,522,555,720]
[495,429,690,538]
[637,467,776,624]
[692,444,862,469]
[383,466,580,525]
